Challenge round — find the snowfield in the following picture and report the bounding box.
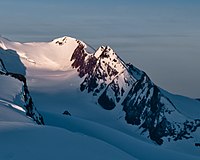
[0,122,136,160]
[0,36,200,159]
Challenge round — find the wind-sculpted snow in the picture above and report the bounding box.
[71,40,200,145]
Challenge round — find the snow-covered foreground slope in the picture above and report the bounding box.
[0,122,135,160]
[0,36,200,159]
[42,112,200,160]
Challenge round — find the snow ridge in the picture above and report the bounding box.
[0,50,44,124]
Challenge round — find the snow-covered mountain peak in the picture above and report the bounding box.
[52,36,76,45]
[69,36,200,145]
[99,46,125,72]
[52,36,88,49]
[0,35,200,150]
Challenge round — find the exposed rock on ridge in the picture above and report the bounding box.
[70,41,200,144]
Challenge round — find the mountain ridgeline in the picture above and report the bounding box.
[70,41,200,145]
[0,36,200,159]
[0,36,200,146]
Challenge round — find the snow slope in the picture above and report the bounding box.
[0,36,79,71]
[42,112,200,160]
[0,122,135,160]
[0,36,200,159]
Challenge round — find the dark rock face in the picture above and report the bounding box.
[55,37,68,46]
[0,57,44,125]
[70,41,200,145]
[122,73,200,144]
[71,43,120,95]
[71,43,96,78]
[63,110,71,116]
[195,143,200,147]
[98,90,116,110]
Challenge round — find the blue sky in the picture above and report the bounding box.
[0,0,200,97]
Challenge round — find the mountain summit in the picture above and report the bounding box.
[0,36,200,159]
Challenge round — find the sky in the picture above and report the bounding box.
[0,0,200,98]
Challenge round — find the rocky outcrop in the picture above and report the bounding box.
[122,72,200,144]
